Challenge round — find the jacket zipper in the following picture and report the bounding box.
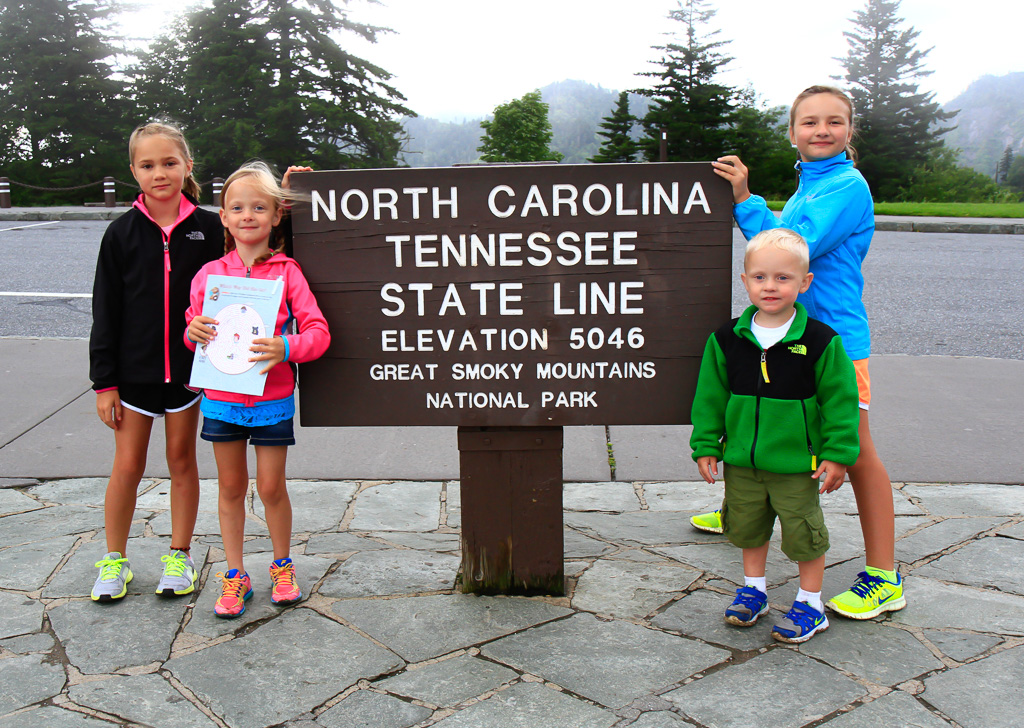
[163,233,172,382]
[750,348,768,469]
[799,400,817,471]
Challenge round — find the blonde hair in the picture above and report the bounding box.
[220,161,292,263]
[789,85,858,162]
[744,228,809,271]
[128,121,201,200]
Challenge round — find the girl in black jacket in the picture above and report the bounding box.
[88,122,222,601]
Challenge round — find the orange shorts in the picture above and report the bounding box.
[853,358,871,410]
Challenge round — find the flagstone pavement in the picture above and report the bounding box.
[1,475,1021,728]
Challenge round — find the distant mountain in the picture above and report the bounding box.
[941,72,1024,176]
[399,116,482,168]
[399,80,650,168]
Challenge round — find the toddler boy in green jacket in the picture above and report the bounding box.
[690,228,860,643]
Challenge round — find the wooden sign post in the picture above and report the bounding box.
[291,163,733,594]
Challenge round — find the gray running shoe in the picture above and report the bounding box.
[91,552,133,601]
[156,550,197,596]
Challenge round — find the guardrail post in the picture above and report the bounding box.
[0,177,10,208]
[103,177,116,207]
[212,177,224,206]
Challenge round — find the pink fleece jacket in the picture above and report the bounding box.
[184,250,330,406]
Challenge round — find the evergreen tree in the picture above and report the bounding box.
[477,91,563,163]
[634,0,737,162]
[132,1,270,180]
[995,145,1013,185]
[0,0,128,203]
[729,90,798,200]
[835,0,956,200]
[132,0,412,176]
[589,91,639,163]
[1007,156,1024,194]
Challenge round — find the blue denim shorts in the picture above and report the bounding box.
[200,416,295,447]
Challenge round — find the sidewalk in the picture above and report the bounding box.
[3,205,1024,235]
[0,336,1021,727]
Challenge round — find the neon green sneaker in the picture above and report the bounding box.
[690,509,723,534]
[826,570,906,619]
[91,552,133,602]
[156,550,198,596]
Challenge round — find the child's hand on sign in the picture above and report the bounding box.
[711,155,751,204]
[282,166,313,191]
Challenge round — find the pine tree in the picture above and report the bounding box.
[634,0,737,162]
[729,90,798,200]
[132,0,412,176]
[0,0,128,203]
[477,91,563,163]
[835,0,956,200]
[1007,156,1024,194]
[590,92,639,163]
[995,145,1013,185]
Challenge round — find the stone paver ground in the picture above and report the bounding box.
[0,477,1020,727]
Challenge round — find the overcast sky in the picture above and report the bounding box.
[119,0,1020,121]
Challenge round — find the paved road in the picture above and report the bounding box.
[2,220,1023,360]
[0,220,96,338]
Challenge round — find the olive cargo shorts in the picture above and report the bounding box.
[721,464,829,562]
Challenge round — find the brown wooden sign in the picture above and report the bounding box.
[291,163,732,427]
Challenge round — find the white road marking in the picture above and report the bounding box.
[0,221,63,232]
[0,291,91,298]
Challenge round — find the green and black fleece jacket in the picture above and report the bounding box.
[690,303,860,474]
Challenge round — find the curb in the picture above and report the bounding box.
[1,209,128,222]
[875,220,1024,235]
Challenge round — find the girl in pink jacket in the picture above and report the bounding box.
[185,161,329,618]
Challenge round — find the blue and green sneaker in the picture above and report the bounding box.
[772,600,829,643]
[725,585,769,627]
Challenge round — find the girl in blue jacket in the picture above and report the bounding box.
[697,85,904,620]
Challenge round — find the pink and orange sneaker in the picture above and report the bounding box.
[214,569,253,618]
[269,558,302,605]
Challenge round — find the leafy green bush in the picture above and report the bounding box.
[899,148,1019,203]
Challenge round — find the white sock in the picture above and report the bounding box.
[797,588,823,611]
[744,576,767,593]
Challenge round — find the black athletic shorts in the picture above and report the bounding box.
[117,383,201,418]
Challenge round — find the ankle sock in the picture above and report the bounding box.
[796,589,823,611]
[744,576,767,593]
[866,565,899,583]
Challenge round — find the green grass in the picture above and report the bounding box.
[767,201,1024,218]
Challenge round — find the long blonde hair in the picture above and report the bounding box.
[789,85,858,163]
[220,161,290,264]
[128,122,202,200]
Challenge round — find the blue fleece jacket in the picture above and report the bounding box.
[732,152,874,360]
